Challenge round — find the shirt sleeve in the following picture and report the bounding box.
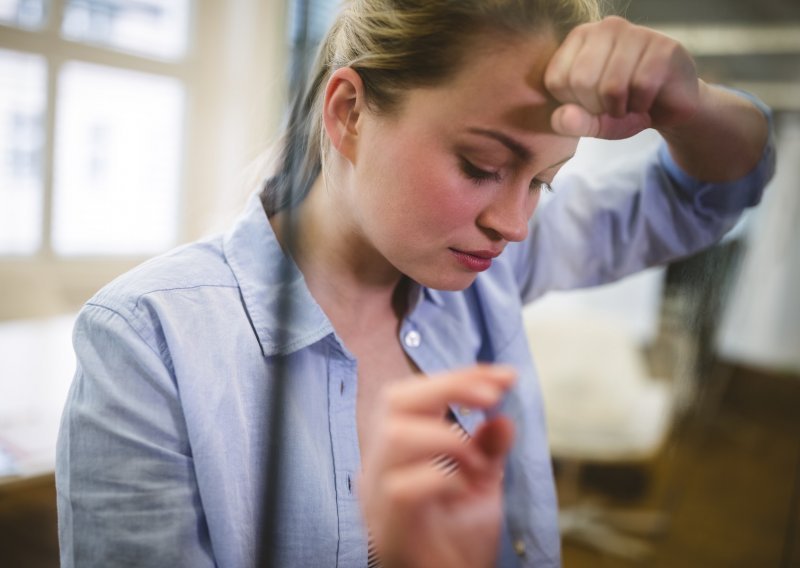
[56,303,215,568]
[510,91,776,303]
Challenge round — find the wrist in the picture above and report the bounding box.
[660,82,769,182]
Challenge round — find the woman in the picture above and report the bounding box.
[56,1,774,567]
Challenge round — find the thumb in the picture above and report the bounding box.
[551,104,653,140]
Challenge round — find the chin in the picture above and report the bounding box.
[412,270,478,292]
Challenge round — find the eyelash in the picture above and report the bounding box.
[459,157,553,193]
[460,157,501,185]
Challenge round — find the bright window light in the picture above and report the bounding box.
[0,49,46,255]
[0,0,48,28]
[52,61,184,256]
[61,0,190,61]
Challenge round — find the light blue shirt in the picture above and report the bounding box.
[57,113,775,567]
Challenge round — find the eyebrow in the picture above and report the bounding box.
[467,127,575,170]
[467,127,532,161]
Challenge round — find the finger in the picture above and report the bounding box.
[358,462,469,553]
[597,30,648,118]
[385,365,516,416]
[627,34,672,115]
[474,416,515,461]
[551,104,600,137]
[371,417,479,472]
[457,417,515,491]
[566,30,617,116]
[641,39,700,126]
[551,104,652,140]
[366,462,470,512]
[543,25,587,104]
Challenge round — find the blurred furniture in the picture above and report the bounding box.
[0,315,76,480]
[0,472,59,568]
[524,307,673,560]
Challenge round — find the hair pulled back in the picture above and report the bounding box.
[261,0,602,215]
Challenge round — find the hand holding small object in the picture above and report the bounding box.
[358,365,516,568]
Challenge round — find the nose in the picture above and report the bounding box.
[477,183,538,243]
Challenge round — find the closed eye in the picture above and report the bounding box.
[531,179,554,193]
[459,157,502,185]
[461,155,554,194]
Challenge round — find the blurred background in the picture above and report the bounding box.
[0,0,798,566]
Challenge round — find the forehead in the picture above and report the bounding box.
[398,32,562,140]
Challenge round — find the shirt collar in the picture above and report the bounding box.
[222,192,447,356]
[222,193,333,357]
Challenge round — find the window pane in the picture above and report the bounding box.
[52,61,184,255]
[61,0,190,60]
[0,0,48,28]
[0,49,46,255]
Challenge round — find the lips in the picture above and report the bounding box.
[449,248,502,272]
[459,249,501,259]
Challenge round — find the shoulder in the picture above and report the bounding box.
[85,235,240,327]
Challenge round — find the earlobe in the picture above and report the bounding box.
[322,67,364,163]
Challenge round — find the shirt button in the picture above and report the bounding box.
[459,406,472,416]
[403,330,421,348]
[513,539,526,556]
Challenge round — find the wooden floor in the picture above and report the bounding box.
[1,364,798,567]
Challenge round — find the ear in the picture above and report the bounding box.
[322,67,365,164]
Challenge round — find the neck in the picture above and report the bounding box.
[269,175,408,331]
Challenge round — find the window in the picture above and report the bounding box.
[0,49,46,254]
[0,0,48,29]
[61,0,190,60]
[0,0,289,320]
[0,0,191,258]
[0,0,288,482]
[52,61,184,255]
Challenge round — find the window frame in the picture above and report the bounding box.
[0,0,290,319]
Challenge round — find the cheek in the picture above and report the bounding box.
[429,187,480,231]
[393,150,481,232]
[357,129,483,242]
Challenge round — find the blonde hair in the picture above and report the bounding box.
[262,0,602,214]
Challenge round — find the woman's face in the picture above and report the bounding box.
[345,33,578,291]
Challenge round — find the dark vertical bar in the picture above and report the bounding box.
[257,1,310,566]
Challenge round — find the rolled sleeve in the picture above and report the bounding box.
[658,89,776,215]
[512,90,776,303]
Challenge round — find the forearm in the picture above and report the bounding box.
[660,81,770,182]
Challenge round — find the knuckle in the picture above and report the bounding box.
[655,33,680,52]
[602,15,627,29]
[568,72,596,94]
[543,69,566,92]
[630,75,659,97]
[568,21,592,38]
[599,78,628,101]
[599,15,633,35]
